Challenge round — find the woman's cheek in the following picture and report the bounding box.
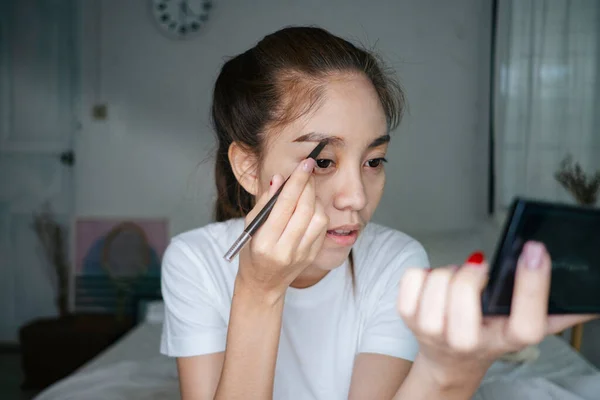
[314,178,335,204]
[368,169,385,188]
[367,173,385,203]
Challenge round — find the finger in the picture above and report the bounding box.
[397,268,429,329]
[297,199,328,257]
[244,174,285,225]
[267,158,316,239]
[505,241,550,348]
[417,267,454,338]
[447,253,488,351]
[277,174,317,251]
[547,314,600,335]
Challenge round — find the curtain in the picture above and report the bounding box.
[494,0,600,210]
[0,0,78,342]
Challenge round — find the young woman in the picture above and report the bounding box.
[160,26,596,399]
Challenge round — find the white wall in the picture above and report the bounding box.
[77,0,492,238]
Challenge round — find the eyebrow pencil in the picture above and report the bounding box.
[223,140,328,262]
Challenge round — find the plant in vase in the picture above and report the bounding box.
[552,155,599,351]
[32,204,70,318]
[554,155,600,206]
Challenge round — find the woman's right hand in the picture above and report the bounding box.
[236,158,329,301]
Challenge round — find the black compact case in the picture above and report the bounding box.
[482,197,600,315]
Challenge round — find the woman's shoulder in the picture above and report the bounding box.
[353,222,430,282]
[356,222,428,259]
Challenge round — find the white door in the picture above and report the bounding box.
[0,0,78,342]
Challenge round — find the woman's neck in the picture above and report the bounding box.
[290,265,330,289]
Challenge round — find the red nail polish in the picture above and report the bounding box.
[466,251,484,265]
[269,180,272,186]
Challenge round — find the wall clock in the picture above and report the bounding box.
[150,0,212,39]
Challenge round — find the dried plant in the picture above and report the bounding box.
[32,204,70,317]
[554,155,600,206]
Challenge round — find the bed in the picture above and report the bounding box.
[33,218,600,400]
[33,303,181,400]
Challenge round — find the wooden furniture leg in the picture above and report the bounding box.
[570,323,584,352]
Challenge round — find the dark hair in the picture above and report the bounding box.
[211,25,406,222]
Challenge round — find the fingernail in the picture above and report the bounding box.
[269,179,272,186]
[303,159,315,172]
[466,251,485,266]
[522,241,544,269]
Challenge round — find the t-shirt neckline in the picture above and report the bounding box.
[284,260,347,307]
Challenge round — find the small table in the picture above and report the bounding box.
[19,313,134,390]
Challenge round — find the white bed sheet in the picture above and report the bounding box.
[34,321,600,400]
[78,322,168,372]
[34,322,180,400]
[34,220,600,399]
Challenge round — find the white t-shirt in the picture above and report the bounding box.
[160,218,430,399]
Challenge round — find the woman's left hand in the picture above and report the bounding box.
[397,241,599,388]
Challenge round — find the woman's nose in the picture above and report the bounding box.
[333,171,367,211]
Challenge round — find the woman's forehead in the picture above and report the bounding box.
[270,78,387,147]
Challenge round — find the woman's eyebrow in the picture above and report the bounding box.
[292,132,390,148]
[368,134,390,148]
[293,132,345,147]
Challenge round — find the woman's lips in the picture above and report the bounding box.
[326,228,360,246]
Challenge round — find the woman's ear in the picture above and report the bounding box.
[228,142,260,196]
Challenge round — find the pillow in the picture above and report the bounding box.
[415,218,501,268]
[499,346,541,363]
[144,300,165,324]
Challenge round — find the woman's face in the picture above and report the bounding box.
[257,73,389,271]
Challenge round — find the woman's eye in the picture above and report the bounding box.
[316,159,334,169]
[366,158,387,169]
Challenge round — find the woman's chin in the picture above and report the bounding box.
[312,246,353,271]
